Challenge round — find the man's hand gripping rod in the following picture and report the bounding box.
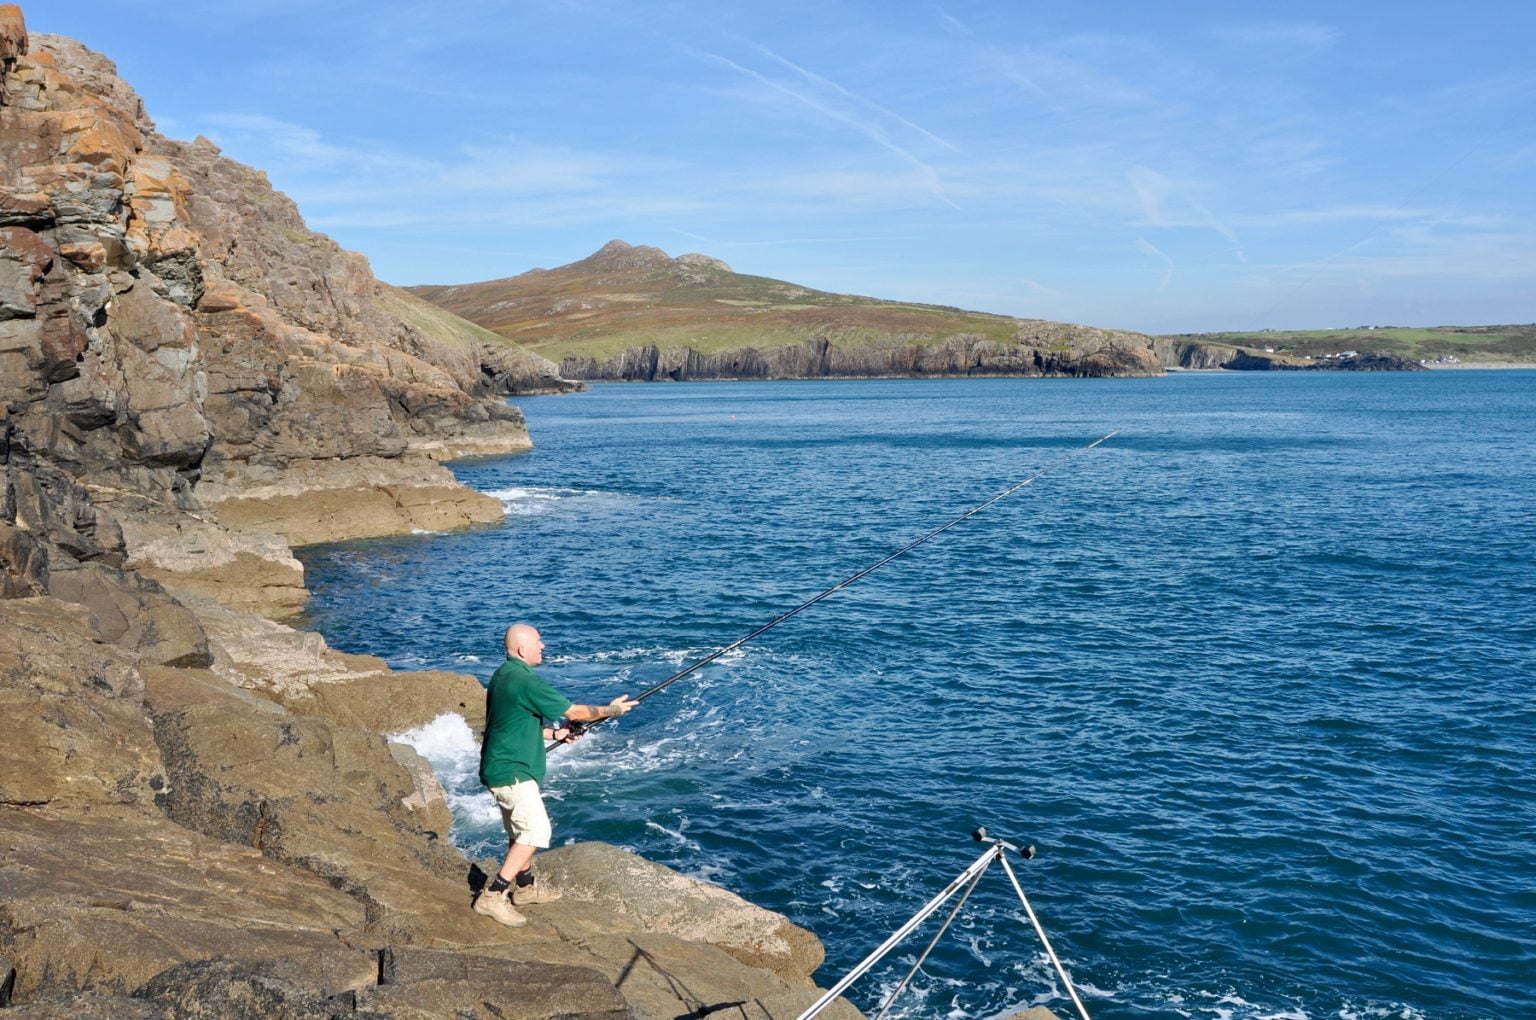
[550,430,1119,751]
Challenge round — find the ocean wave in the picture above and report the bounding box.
[546,644,749,668]
[550,728,712,781]
[481,485,633,517]
[389,713,496,843]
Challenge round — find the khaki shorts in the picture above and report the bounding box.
[489,779,552,849]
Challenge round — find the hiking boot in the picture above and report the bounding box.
[511,875,562,906]
[472,889,527,927]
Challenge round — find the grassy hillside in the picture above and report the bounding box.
[409,240,1029,360]
[1157,325,1536,364]
[375,284,520,352]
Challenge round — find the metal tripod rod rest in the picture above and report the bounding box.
[794,842,1005,1020]
[975,826,1092,1020]
[797,828,1091,1020]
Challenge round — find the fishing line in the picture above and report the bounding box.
[553,429,1119,749]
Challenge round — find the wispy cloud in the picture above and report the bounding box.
[670,228,901,247]
[1279,226,1536,283]
[1126,165,1244,259]
[205,113,428,174]
[748,43,960,153]
[202,113,701,232]
[682,45,959,210]
[1232,205,1495,229]
[1215,20,1339,50]
[979,42,1162,112]
[1128,166,1174,226]
[1135,237,1175,291]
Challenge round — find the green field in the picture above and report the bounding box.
[1157,325,1536,364]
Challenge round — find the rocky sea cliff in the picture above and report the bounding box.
[412,240,1165,384]
[0,9,880,1016]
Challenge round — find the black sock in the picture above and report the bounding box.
[487,875,511,894]
[515,869,536,888]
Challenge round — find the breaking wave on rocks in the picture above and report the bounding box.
[389,713,501,850]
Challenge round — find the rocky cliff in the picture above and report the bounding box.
[0,10,866,1017]
[413,240,1164,381]
[1153,339,1426,372]
[562,324,1160,381]
[1,18,582,607]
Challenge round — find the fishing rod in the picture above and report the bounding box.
[552,429,1119,749]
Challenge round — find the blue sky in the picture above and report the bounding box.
[34,1,1536,333]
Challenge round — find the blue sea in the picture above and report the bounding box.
[299,372,1536,1020]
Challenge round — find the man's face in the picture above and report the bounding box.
[524,630,545,667]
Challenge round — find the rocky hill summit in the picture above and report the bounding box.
[0,9,871,1018]
[412,241,1162,382]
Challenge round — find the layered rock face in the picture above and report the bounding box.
[562,326,1161,382]
[1,11,864,1017]
[0,25,578,563]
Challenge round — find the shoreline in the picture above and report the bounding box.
[562,361,1536,383]
[1420,360,1535,370]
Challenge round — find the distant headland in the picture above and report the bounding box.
[1155,325,1536,371]
[411,244,1526,380]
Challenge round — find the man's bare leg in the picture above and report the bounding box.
[498,841,536,883]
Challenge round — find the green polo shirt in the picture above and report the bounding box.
[478,657,573,788]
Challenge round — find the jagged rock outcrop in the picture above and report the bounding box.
[1,12,870,1018]
[0,24,579,594]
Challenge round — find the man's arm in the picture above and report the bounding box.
[564,694,636,722]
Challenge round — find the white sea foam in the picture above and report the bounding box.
[546,644,748,668]
[390,713,495,842]
[964,935,992,968]
[551,729,707,780]
[643,819,701,851]
[392,713,478,789]
[684,861,732,886]
[482,485,632,517]
[1338,1006,1426,1020]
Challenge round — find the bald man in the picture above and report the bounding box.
[473,622,635,927]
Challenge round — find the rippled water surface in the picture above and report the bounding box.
[301,373,1536,1020]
